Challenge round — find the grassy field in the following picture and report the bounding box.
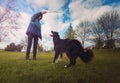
[0,49,120,83]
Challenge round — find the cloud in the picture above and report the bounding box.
[24,0,65,14]
[69,0,113,28]
[114,6,120,15]
[33,0,64,11]
[93,5,112,19]
[16,12,31,41]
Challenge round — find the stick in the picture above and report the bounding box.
[47,11,62,13]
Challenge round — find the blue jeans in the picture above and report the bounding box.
[26,33,38,60]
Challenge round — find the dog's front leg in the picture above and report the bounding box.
[53,52,59,63]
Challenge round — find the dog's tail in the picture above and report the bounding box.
[79,49,94,63]
[67,39,94,63]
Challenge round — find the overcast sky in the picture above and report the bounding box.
[0,0,120,50]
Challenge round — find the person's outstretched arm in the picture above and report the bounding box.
[31,12,42,21]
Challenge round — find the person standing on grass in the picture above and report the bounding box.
[26,10,47,60]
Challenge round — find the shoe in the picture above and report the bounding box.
[33,58,36,60]
[26,58,30,61]
[33,57,36,60]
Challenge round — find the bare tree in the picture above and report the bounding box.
[90,10,120,48]
[37,44,44,52]
[0,0,21,42]
[75,21,91,47]
[91,22,104,48]
[115,29,120,39]
[20,36,28,51]
[97,11,120,48]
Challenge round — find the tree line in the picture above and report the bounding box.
[0,0,120,50]
[65,11,120,49]
[4,42,44,52]
[5,43,23,52]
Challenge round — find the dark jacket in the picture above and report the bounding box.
[26,12,42,38]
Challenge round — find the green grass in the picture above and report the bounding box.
[0,49,120,83]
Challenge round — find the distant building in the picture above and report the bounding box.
[115,39,120,48]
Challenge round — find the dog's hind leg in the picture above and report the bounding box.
[59,52,63,61]
[65,57,76,67]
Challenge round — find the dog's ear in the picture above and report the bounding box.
[50,31,53,37]
[51,30,53,33]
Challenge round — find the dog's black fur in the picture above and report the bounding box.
[50,31,94,67]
